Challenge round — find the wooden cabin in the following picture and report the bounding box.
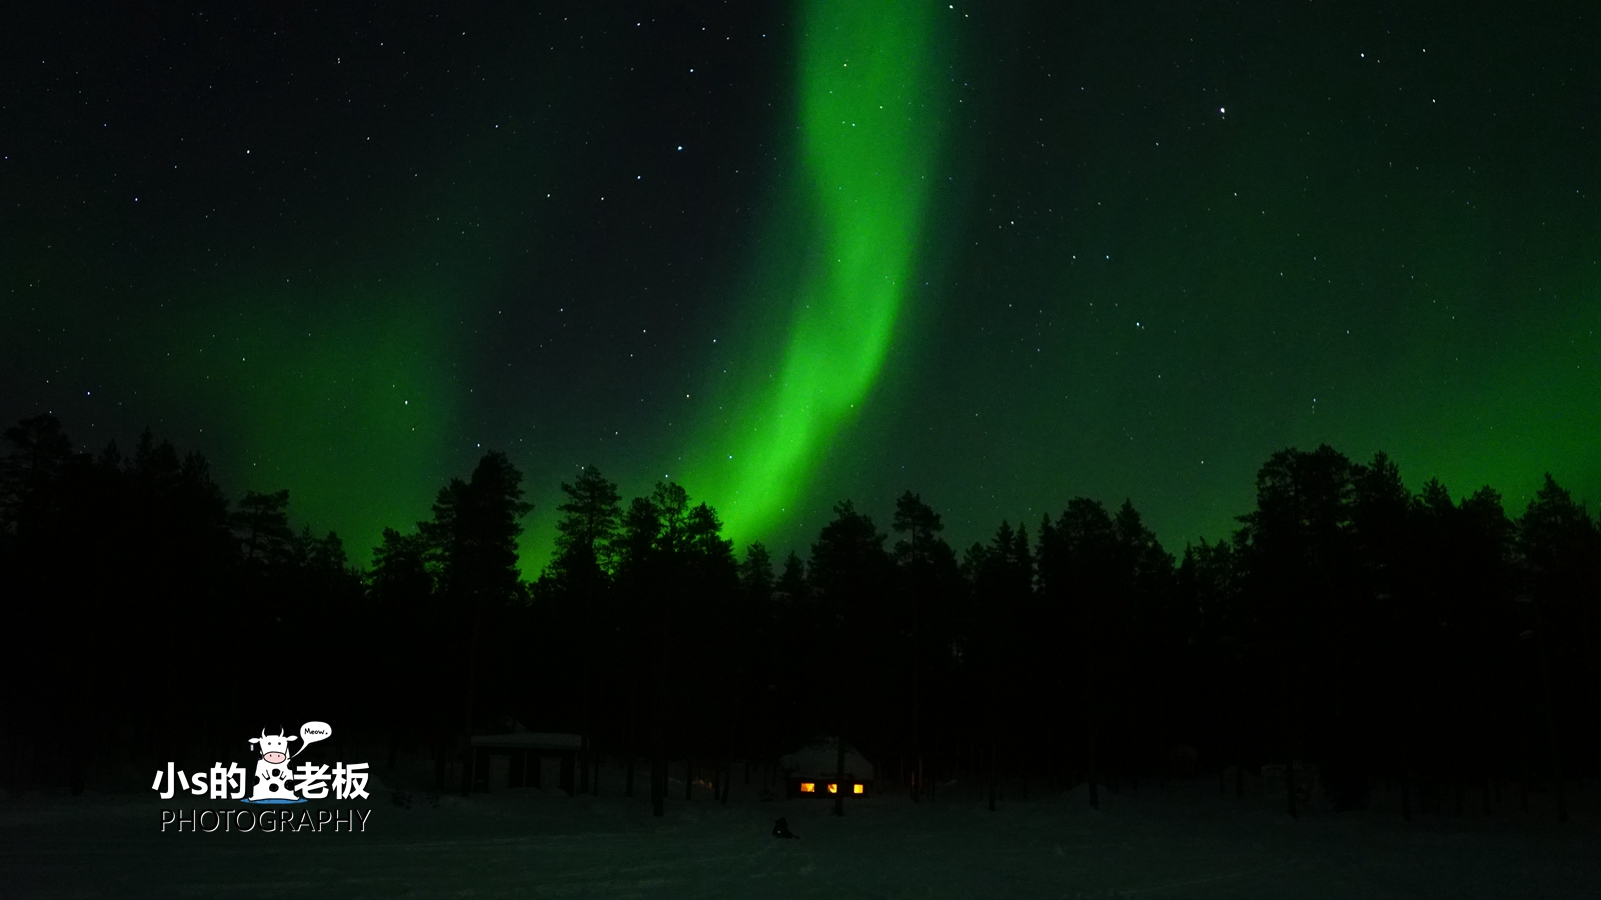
[779,737,875,799]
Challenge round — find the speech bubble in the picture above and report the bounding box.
[299,721,332,750]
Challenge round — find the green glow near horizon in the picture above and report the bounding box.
[685,0,944,544]
[165,289,460,564]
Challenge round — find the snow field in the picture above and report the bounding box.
[4,762,1599,899]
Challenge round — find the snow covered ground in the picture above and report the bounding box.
[4,764,1598,898]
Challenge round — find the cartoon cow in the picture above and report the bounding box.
[248,728,300,800]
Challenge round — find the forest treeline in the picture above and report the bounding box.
[1,413,1597,820]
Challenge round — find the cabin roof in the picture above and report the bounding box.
[779,737,875,779]
[470,732,582,750]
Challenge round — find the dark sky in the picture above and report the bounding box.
[4,0,1596,571]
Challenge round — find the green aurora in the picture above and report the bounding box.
[160,289,463,557]
[678,0,947,544]
[2,3,1595,575]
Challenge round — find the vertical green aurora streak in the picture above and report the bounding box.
[687,0,945,542]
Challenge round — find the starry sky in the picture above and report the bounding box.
[4,1,1596,571]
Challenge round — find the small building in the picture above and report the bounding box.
[780,737,875,799]
[469,731,582,794]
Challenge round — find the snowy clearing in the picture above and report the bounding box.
[4,767,1598,899]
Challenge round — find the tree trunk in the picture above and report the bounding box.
[833,737,847,817]
[1087,716,1099,811]
[652,754,665,816]
[1084,593,1099,812]
[1401,766,1412,821]
[1533,603,1569,823]
[911,571,922,803]
[1286,757,1297,819]
[651,683,665,816]
[988,733,997,812]
[580,652,591,795]
[460,603,481,796]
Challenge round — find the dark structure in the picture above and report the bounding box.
[780,737,875,799]
[469,732,583,794]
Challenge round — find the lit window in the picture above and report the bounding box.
[827,783,837,794]
[853,784,864,794]
[800,782,815,793]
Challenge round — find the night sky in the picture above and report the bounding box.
[4,1,1596,571]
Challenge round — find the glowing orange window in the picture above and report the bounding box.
[853,784,864,794]
[826,783,837,794]
[800,782,815,793]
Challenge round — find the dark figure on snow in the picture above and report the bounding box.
[772,817,799,839]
